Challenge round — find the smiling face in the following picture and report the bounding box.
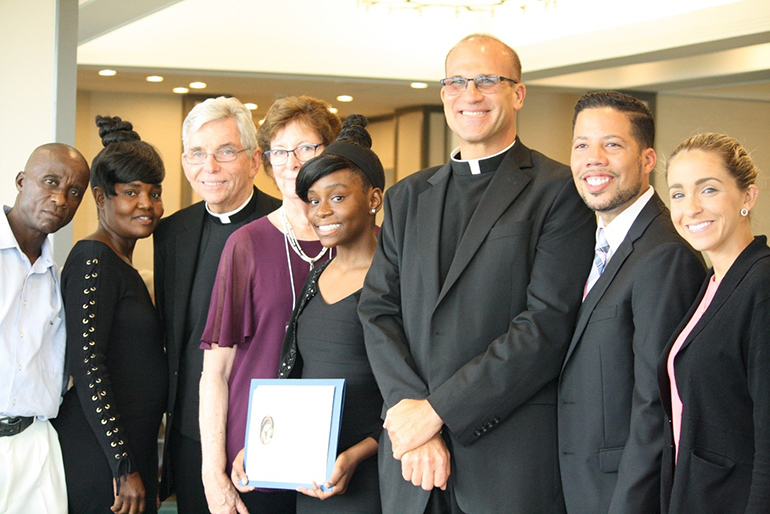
[305,169,380,249]
[182,117,259,213]
[441,38,525,160]
[269,120,324,200]
[13,146,90,238]
[571,107,656,224]
[667,149,757,263]
[96,181,163,242]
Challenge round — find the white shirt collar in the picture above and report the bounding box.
[450,140,516,175]
[204,189,254,224]
[1,206,55,270]
[598,185,655,260]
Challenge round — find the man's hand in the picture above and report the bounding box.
[203,471,249,514]
[384,398,443,459]
[400,433,451,491]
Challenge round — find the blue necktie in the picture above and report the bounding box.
[584,228,609,299]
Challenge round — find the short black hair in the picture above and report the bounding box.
[573,91,655,149]
[296,114,384,203]
[90,115,165,196]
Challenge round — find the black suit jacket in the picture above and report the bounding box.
[153,187,280,498]
[658,236,770,514]
[359,140,596,513]
[558,193,705,514]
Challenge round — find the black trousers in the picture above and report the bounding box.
[169,427,208,513]
[240,488,296,513]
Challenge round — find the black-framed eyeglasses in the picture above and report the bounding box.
[440,75,518,95]
[263,144,323,165]
[183,147,249,165]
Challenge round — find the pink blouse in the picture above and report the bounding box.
[667,274,721,462]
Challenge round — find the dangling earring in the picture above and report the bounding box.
[740,208,749,217]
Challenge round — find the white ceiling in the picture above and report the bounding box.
[76,0,770,117]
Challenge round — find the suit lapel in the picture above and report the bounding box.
[562,194,665,370]
[417,164,452,310]
[676,238,769,353]
[435,143,532,308]
[172,205,205,351]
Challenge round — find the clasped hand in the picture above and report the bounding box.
[384,398,443,459]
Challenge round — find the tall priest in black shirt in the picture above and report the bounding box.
[154,96,280,512]
[358,34,595,513]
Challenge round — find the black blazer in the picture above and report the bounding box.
[359,140,596,513]
[153,187,280,498]
[558,193,705,514]
[658,236,770,514]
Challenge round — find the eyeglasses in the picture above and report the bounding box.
[263,144,323,166]
[439,75,518,95]
[183,147,249,165]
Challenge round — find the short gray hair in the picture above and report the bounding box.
[182,96,257,153]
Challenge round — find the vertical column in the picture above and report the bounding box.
[0,0,79,264]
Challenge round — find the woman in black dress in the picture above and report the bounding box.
[232,115,385,513]
[52,116,167,514]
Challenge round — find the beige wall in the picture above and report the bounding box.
[655,94,770,236]
[74,90,185,273]
[71,87,770,275]
[518,86,583,165]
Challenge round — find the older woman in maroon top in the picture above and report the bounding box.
[198,96,341,514]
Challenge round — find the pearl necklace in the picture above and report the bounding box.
[280,207,328,269]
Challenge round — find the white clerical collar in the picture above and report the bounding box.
[205,189,254,224]
[450,140,516,175]
[599,185,655,258]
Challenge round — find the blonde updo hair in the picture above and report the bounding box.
[667,133,758,191]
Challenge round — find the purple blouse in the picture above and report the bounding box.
[200,216,330,474]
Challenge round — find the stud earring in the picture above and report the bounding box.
[370,209,376,214]
[741,208,749,217]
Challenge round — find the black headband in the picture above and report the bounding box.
[322,141,385,190]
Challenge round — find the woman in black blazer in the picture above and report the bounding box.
[660,133,769,513]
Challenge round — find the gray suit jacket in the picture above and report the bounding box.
[359,140,595,513]
[558,193,705,514]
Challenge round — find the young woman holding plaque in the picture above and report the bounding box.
[231,115,385,513]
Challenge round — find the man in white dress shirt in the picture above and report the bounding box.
[0,143,90,513]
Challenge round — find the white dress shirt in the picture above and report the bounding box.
[0,206,66,419]
[598,185,655,263]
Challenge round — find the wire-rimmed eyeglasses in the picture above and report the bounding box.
[263,144,323,166]
[440,75,518,96]
[183,147,249,165]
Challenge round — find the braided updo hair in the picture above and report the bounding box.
[295,114,385,202]
[90,115,165,196]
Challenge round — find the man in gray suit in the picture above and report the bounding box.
[359,34,595,513]
[558,91,706,513]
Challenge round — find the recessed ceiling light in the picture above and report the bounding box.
[336,95,353,103]
[146,75,164,83]
[329,107,339,114]
[189,81,207,89]
[98,69,117,77]
[410,82,429,89]
[173,87,189,94]
[244,103,258,110]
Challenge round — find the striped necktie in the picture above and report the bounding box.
[584,228,610,300]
